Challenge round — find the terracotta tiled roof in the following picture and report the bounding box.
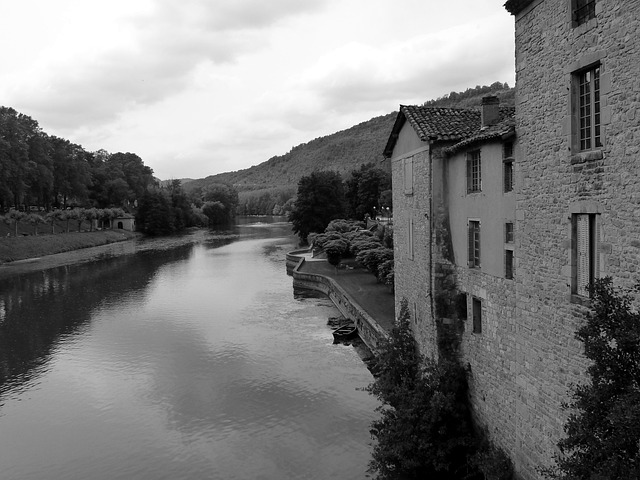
[401,105,481,142]
[444,107,516,155]
[383,106,480,158]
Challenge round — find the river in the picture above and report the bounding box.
[0,218,379,480]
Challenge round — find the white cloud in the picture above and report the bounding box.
[0,0,515,179]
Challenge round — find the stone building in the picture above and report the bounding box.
[502,0,640,477]
[385,0,640,478]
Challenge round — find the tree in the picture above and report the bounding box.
[202,201,227,226]
[367,300,477,479]
[135,190,174,236]
[546,277,640,479]
[288,171,345,243]
[202,183,238,222]
[26,213,46,235]
[344,163,391,220]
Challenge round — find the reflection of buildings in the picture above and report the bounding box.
[386,1,640,478]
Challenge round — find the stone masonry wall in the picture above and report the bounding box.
[391,147,438,358]
[509,1,640,478]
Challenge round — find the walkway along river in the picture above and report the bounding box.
[0,218,379,480]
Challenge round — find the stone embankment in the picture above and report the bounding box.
[286,248,394,354]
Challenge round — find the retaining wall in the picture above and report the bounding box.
[286,254,389,354]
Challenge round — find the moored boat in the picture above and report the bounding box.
[332,324,357,343]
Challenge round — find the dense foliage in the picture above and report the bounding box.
[344,163,391,220]
[134,180,204,235]
[545,278,640,479]
[0,107,156,211]
[367,300,478,479]
[288,171,345,243]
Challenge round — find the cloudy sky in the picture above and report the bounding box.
[0,0,515,180]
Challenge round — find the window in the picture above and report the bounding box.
[408,217,414,260]
[468,220,480,268]
[504,161,514,193]
[578,65,601,151]
[505,222,514,243]
[573,0,596,26]
[472,297,482,334]
[466,151,481,193]
[572,213,599,297]
[403,157,413,195]
[505,250,514,280]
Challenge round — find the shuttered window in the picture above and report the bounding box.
[403,158,413,195]
[468,220,480,268]
[573,213,600,297]
[408,217,414,260]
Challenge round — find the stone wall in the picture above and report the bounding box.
[391,146,439,358]
[289,257,389,353]
[507,0,640,477]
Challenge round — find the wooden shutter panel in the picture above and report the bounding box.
[466,154,472,193]
[468,222,473,267]
[576,214,590,296]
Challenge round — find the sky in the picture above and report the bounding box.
[0,0,516,181]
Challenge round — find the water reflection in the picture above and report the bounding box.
[0,245,195,394]
[0,221,378,480]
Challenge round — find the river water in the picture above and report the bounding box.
[0,219,379,480]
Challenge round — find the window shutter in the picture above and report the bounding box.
[576,214,590,296]
[468,222,473,267]
[403,158,413,195]
[593,214,600,279]
[466,155,472,193]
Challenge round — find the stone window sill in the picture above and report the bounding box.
[570,149,603,165]
[570,293,592,307]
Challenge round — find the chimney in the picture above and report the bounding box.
[481,95,500,127]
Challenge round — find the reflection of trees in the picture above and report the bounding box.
[0,245,194,391]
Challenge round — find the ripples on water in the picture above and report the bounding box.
[0,220,379,480]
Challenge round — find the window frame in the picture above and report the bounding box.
[466,150,482,194]
[472,297,482,334]
[571,64,602,153]
[505,222,514,244]
[505,249,514,280]
[571,213,599,298]
[572,0,596,27]
[503,141,514,193]
[468,220,481,269]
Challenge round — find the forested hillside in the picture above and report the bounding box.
[182,82,513,215]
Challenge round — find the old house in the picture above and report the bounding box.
[503,0,640,477]
[384,97,519,469]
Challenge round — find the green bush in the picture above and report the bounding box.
[544,277,640,480]
[367,300,477,479]
[355,247,393,277]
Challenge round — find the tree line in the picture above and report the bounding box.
[0,106,242,236]
[0,107,155,211]
[288,163,392,244]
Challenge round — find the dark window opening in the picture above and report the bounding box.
[505,250,514,280]
[472,297,482,334]
[574,0,596,26]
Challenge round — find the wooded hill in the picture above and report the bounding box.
[182,82,514,199]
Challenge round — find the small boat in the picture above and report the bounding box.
[332,324,357,343]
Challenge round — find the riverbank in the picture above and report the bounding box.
[0,230,141,264]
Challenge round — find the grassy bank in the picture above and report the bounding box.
[0,230,141,263]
